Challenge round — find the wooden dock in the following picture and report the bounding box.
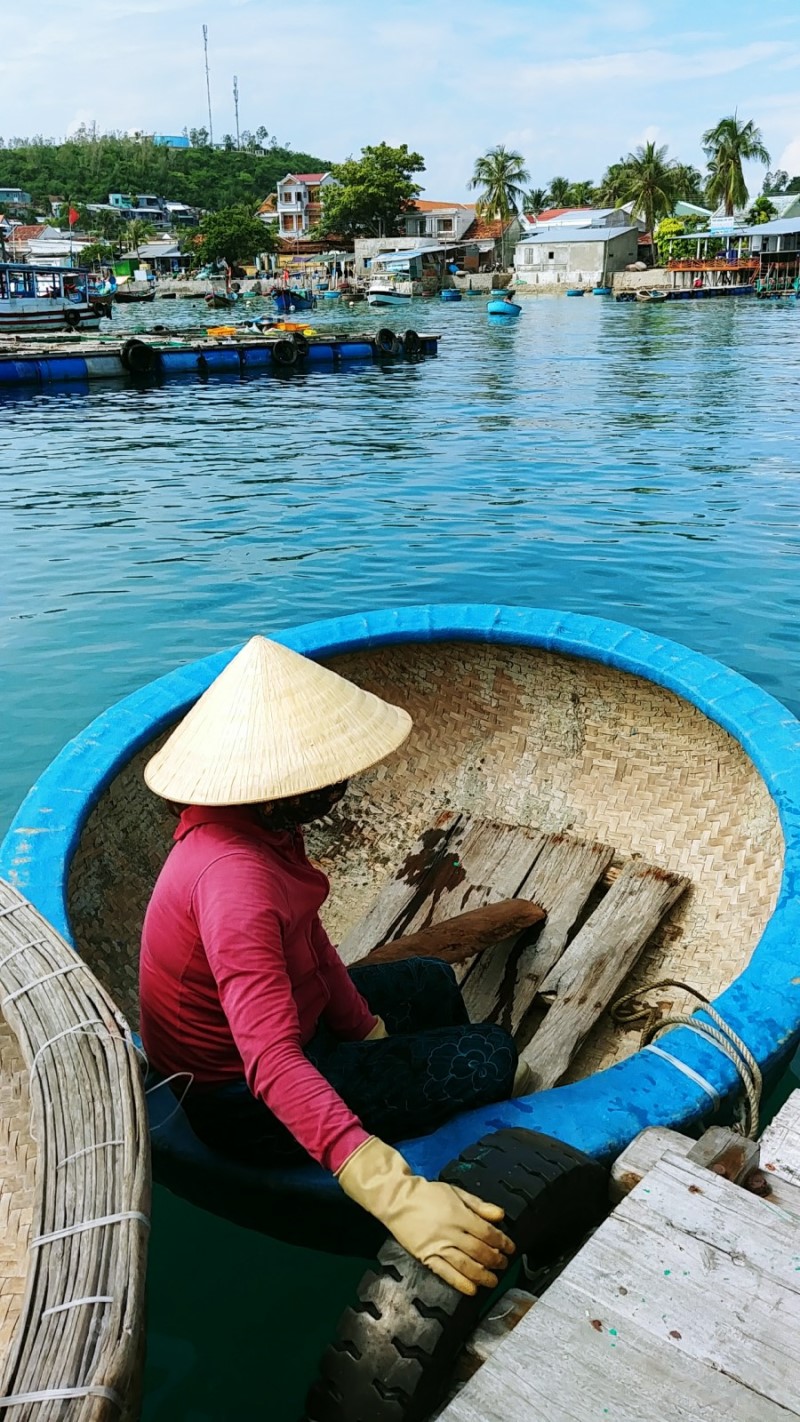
[437,1092,800,1421]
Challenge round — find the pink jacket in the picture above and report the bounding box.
[139,805,375,1172]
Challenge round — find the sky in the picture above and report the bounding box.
[2,0,800,201]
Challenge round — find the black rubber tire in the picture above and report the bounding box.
[120,337,156,375]
[403,329,421,358]
[304,1127,607,1422]
[272,338,298,367]
[292,332,310,358]
[376,327,397,354]
[64,308,81,330]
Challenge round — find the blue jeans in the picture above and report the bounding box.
[184,957,518,1166]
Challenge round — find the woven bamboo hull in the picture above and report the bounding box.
[2,605,799,1237]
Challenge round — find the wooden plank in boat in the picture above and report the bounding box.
[338,816,546,965]
[461,833,614,1035]
[521,860,689,1088]
[337,811,464,964]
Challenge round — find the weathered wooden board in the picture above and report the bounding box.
[337,811,464,964]
[461,833,614,1035]
[760,1089,800,1187]
[521,860,688,1087]
[439,1279,798,1421]
[357,899,545,966]
[610,1127,694,1202]
[339,815,546,966]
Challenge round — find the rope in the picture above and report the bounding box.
[611,978,762,1138]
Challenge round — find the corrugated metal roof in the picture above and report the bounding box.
[736,217,800,237]
[518,226,638,245]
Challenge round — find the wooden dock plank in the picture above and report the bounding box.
[521,860,688,1087]
[760,1089,800,1187]
[461,834,614,1035]
[440,1281,797,1422]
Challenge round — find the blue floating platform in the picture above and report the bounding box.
[0,330,441,392]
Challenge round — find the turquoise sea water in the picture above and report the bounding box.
[3,293,800,1417]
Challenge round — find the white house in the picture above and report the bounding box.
[522,206,632,233]
[276,172,336,237]
[400,201,475,241]
[514,225,639,289]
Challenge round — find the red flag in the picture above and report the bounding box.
[68,206,80,227]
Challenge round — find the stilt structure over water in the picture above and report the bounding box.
[436,1093,800,1421]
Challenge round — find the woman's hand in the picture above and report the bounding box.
[336,1137,514,1294]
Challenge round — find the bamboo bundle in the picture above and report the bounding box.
[0,879,149,1421]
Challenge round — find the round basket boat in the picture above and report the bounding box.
[0,881,149,1418]
[3,605,800,1257]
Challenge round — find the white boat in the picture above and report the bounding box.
[366,245,448,306]
[0,263,111,333]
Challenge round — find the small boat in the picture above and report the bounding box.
[0,261,108,332]
[566,288,585,297]
[635,289,669,303]
[205,290,239,310]
[487,298,521,316]
[593,286,612,296]
[272,287,316,313]
[322,290,341,300]
[114,284,157,305]
[440,289,462,302]
[4,604,796,1256]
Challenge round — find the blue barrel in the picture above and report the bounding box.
[197,349,242,373]
[338,342,373,360]
[0,360,42,386]
[307,343,337,362]
[159,350,202,374]
[240,346,271,369]
[36,357,89,384]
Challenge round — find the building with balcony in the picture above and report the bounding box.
[276,173,336,237]
[400,201,476,241]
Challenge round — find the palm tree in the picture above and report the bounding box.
[703,114,770,216]
[596,161,629,208]
[671,163,706,206]
[568,180,596,206]
[469,145,530,268]
[124,217,157,258]
[547,176,571,207]
[619,142,678,262]
[524,187,549,216]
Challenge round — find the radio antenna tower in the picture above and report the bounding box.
[202,24,214,146]
[233,74,240,149]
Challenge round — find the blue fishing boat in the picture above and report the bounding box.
[272,287,316,313]
[487,298,521,316]
[3,604,796,1256]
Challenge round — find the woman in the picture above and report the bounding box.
[140,636,527,1295]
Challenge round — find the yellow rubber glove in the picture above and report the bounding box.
[336,1137,514,1295]
[363,1015,389,1041]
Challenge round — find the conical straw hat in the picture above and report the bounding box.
[144,636,413,805]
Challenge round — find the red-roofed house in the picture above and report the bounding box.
[3,224,61,259]
[400,201,475,240]
[276,172,336,237]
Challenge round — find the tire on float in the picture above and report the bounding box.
[403,329,421,358]
[304,1127,607,1422]
[120,338,156,375]
[271,338,298,368]
[376,327,397,355]
[292,332,310,359]
[63,308,81,331]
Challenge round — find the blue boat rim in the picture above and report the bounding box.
[3,603,800,1178]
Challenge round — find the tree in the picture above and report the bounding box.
[619,142,677,261]
[123,218,157,255]
[596,161,628,208]
[763,168,788,196]
[547,176,571,206]
[313,142,425,238]
[671,163,706,205]
[747,195,778,225]
[469,145,529,267]
[196,203,277,265]
[568,180,595,206]
[80,239,114,267]
[523,187,548,215]
[703,114,770,215]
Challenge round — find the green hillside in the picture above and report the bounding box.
[0,131,332,213]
